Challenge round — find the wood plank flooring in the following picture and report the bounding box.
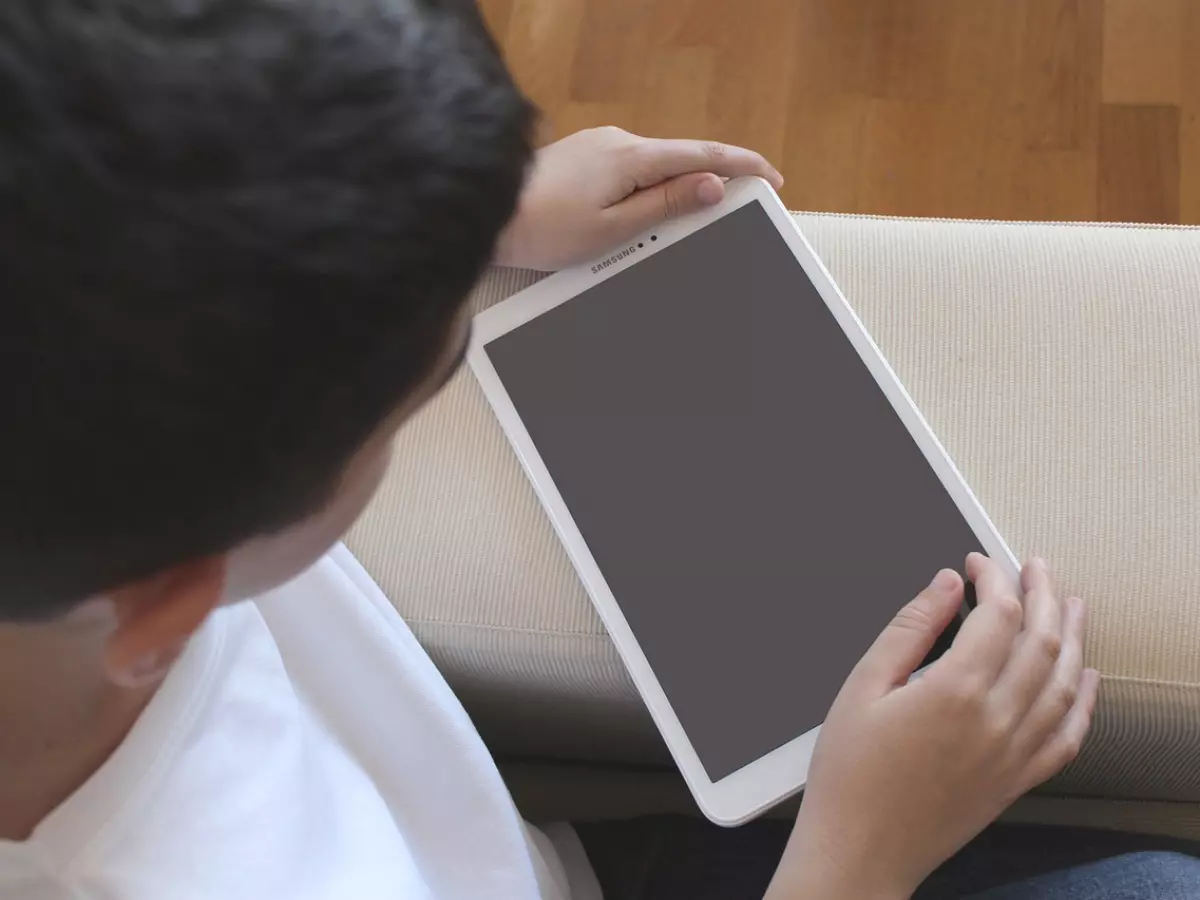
[481,0,1199,223]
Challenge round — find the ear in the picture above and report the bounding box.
[103,556,227,688]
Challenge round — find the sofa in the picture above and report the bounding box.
[345,212,1200,839]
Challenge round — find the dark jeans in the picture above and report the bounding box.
[577,818,1200,900]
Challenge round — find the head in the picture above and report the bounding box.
[0,0,534,682]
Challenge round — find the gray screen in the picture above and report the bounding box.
[484,201,982,781]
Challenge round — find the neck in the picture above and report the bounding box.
[0,602,156,841]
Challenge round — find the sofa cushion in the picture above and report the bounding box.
[345,215,1200,804]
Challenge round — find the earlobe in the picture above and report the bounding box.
[103,556,227,689]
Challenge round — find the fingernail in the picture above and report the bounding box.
[931,569,958,592]
[696,176,723,205]
[1031,556,1047,571]
[116,651,170,688]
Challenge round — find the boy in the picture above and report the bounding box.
[1,1,1194,898]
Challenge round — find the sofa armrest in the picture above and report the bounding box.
[346,215,1200,803]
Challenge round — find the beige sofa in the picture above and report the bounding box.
[346,213,1200,838]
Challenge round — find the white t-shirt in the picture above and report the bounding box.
[0,544,602,900]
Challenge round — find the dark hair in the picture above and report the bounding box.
[0,0,534,619]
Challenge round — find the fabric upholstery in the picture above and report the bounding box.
[345,214,1200,827]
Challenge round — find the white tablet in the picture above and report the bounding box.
[469,176,1018,826]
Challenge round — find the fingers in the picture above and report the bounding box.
[603,171,727,239]
[1024,667,1101,788]
[845,569,964,697]
[623,136,784,191]
[993,558,1064,714]
[941,553,1023,683]
[1015,593,1089,749]
[592,129,785,240]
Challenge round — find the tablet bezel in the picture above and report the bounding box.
[469,176,1018,826]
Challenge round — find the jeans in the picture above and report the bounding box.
[576,818,1200,900]
[970,852,1200,899]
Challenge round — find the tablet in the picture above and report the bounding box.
[469,176,1018,825]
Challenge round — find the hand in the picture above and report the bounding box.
[766,555,1100,900]
[493,126,784,271]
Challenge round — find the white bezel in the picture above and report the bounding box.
[469,177,1018,826]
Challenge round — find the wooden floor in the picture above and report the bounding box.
[479,0,1199,224]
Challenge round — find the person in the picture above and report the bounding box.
[0,1,1196,898]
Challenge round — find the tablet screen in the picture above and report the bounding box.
[483,200,983,782]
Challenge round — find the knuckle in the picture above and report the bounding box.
[891,598,936,635]
[983,711,1015,745]
[596,125,629,142]
[703,141,729,162]
[1035,630,1063,664]
[661,186,681,221]
[623,140,661,175]
[618,137,646,163]
[1050,679,1078,716]
[995,593,1024,628]
[940,673,986,712]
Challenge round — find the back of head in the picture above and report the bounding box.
[0,0,534,619]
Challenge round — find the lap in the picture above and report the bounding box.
[575,818,1200,900]
[970,852,1200,900]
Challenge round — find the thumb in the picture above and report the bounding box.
[846,569,964,697]
[604,172,725,240]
